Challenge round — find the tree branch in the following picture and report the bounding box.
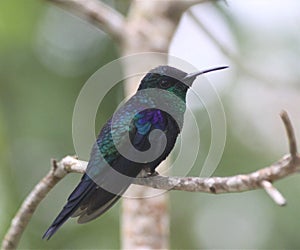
[135,111,299,206]
[1,159,67,250]
[45,0,126,43]
[134,154,295,202]
[2,111,298,249]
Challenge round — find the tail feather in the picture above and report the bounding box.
[77,187,126,224]
[43,156,142,240]
[42,175,95,240]
[43,174,128,239]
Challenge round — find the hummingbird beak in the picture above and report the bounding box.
[183,65,229,83]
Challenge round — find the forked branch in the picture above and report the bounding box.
[2,111,299,250]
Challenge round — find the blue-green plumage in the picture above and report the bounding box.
[43,65,227,239]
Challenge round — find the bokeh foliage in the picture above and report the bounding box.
[1,0,300,249]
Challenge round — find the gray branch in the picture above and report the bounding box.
[1,160,67,250]
[2,111,299,250]
[46,0,126,43]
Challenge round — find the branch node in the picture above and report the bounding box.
[209,185,216,194]
[51,158,58,172]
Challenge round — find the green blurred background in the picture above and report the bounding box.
[1,0,300,249]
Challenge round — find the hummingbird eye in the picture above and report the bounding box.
[159,79,172,89]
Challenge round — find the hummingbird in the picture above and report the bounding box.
[43,65,227,239]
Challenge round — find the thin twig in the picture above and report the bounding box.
[46,0,126,43]
[260,180,286,206]
[280,110,298,158]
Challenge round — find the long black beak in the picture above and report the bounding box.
[183,66,228,81]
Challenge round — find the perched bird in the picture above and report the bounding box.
[43,65,227,239]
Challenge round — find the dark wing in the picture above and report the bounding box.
[73,110,169,223]
[43,109,169,239]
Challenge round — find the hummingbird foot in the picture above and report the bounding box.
[147,170,159,177]
[137,167,159,178]
[143,166,159,177]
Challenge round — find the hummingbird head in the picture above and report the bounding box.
[138,65,228,101]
